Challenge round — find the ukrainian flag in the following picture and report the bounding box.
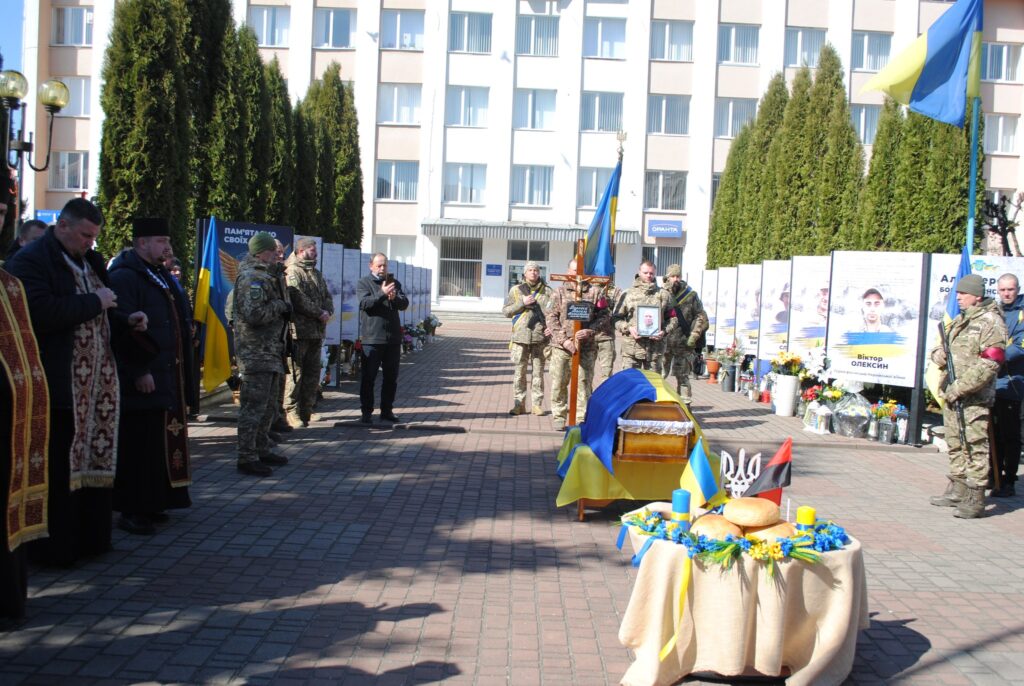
[862,0,982,127]
[583,159,621,277]
[193,217,232,392]
[926,246,972,407]
[678,438,728,517]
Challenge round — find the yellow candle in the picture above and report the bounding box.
[796,506,816,528]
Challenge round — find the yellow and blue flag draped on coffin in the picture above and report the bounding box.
[583,159,621,277]
[555,369,709,507]
[861,0,982,127]
[926,246,973,408]
[193,217,232,392]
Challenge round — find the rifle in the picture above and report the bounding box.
[937,322,970,451]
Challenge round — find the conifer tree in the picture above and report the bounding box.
[205,28,250,220]
[98,0,190,258]
[264,58,294,228]
[337,82,364,247]
[815,90,864,252]
[237,28,272,223]
[856,99,903,249]
[292,106,318,234]
[889,111,933,251]
[764,67,814,258]
[706,125,751,268]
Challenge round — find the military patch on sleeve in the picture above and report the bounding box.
[287,274,299,287]
[249,282,265,300]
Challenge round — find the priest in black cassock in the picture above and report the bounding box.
[108,218,195,535]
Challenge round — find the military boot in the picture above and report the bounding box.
[509,401,525,416]
[930,476,966,507]
[953,483,986,519]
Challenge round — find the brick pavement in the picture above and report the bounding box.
[1,321,1022,685]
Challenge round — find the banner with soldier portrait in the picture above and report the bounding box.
[757,260,792,361]
[716,267,738,349]
[736,264,762,356]
[701,270,718,347]
[786,256,832,361]
[321,243,344,345]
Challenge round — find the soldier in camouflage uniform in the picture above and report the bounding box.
[232,232,292,476]
[284,238,333,427]
[593,283,622,385]
[929,274,1008,518]
[614,260,678,372]
[548,259,609,430]
[502,261,551,415]
[662,264,709,404]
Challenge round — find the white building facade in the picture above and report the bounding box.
[18,0,1024,312]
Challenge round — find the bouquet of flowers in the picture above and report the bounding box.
[821,385,845,403]
[801,384,823,402]
[770,351,805,376]
[423,314,443,335]
[871,399,906,420]
[714,339,743,366]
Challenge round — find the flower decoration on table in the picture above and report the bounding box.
[770,351,805,377]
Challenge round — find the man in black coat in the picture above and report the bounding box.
[4,198,147,566]
[356,252,409,424]
[108,218,197,535]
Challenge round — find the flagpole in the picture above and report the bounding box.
[965,95,981,250]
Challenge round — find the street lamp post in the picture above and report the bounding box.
[0,69,69,245]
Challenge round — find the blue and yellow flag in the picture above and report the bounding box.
[862,0,982,127]
[678,438,728,517]
[193,217,232,392]
[583,159,621,277]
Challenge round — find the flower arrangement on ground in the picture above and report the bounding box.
[870,399,906,420]
[714,339,743,367]
[423,314,442,335]
[770,351,805,377]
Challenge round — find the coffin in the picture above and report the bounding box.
[615,401,692,463]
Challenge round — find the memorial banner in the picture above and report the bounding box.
[701,270,718,347]
[716,267,738,348]
[321,243,344,345]
[757,260,792,361]
[341,249,361,340]
[736,264,762,356]
[195,219,294,294]
[826,251,925,388]
[787,256,832,360]
[396,263,408,325]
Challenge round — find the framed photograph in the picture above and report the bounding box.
[637,305,661,337]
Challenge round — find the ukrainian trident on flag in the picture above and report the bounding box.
[862,0,982,127]
[583,159,621,277]
[193,217,233,392]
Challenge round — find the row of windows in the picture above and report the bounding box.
[376,162,689,211]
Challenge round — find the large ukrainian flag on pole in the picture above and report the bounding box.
[583,158,621,277]
[193,217,232,392]
[861,0,982,127]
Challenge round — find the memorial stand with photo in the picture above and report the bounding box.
[636,305,661,338]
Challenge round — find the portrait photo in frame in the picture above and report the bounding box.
[637,305,661,337]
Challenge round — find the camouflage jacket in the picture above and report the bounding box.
[592,284,622,342]
[232,258,290,374]
[664,280,709,346]
[547,281,608,350]
[286,255,333,340]
[614,276,679,358]
[931,298,1008,406]
[502,279,552,345]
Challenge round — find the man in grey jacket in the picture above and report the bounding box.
[356,253,409,424]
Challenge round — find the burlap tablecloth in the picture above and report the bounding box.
[619,504,869,686]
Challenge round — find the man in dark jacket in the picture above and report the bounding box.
[5,198,147,565]
[356,252,409,424]
[993,273,1024,497]
[108,218,197,534]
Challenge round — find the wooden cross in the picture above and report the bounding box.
[549,239,612,427]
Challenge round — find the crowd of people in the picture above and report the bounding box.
[502,258,709,431]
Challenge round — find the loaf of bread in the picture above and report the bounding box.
[744,521,797,541]
[690,514,743,539]
[723,497,781,527]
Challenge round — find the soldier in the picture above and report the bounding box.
[992,273,1024,497]
[662,264,709,405]
[614,260,678,372]
[233,232,291,477]
[593,282,622,385]
[502,261,552,416]
[547,258,608,430]
[284,238,333,427]
[929,274,1008,518]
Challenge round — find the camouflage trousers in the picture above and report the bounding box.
[595,338,616,383]
[550,346,596,423]
[663,341,696,403]
[238,371,281,464]
[621,340,664,374]
[942,402,991,487]
[285,338,324,420]
[510,341,546,408]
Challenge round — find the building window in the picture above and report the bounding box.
[248,6,289,47]
[516,15,558,56]
[443,163,486,204]
[55,77,90,117]
[381,9,424,50]
[445,86,489,127]
[513,89,556,130]
[718,24,759,65]
[450,12,492,54]
[852,31,891,72]
[711,173,722,207]
[378,84,421,124]
[511,165,554,206]
[583,17,626,59]
[507,241,549,262]
[375,161,418,201]
[850,104,881,145]
[52,6,93,46]
[49,152,89,191]
[984,114,1018,155]
[650,20,693,62]
[641,246,684,271]
[714,98,757,138]
[981,43,1022,82]
[578,167,614,208]
[648,95,690,135]
[439,238,482,297]
[644,171,687,211]
[581,92,624,132]
[313,8,356,48]
[986,188,1016,206]
[784,27,826,68]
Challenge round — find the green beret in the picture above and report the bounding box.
[249,231,276,256]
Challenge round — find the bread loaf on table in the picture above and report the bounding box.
[723,497,781,528]
[690,514,743,539]
[744,520,797,540]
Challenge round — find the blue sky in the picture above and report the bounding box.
[0,0,24,71]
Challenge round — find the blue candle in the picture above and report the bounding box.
[672,489,691,517]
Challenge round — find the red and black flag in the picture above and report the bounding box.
[744,438,793,505]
